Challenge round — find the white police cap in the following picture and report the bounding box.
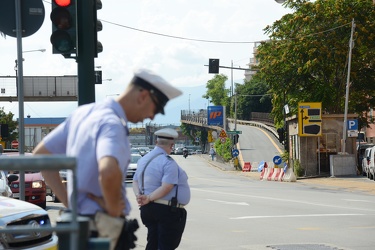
[155,128,178,140]
[132,69,183,114]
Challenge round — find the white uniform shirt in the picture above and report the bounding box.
[43,98,131,215]
[134,146,190,205]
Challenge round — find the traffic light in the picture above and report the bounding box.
[277,128,285,143]
[94,0,103,57]
[209,59,219,74]
[95,70,102,84]
[0,124,9,139]
[233,134,239,144]
[50,0,77,55]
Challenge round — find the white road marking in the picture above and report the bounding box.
[207,199,249,206]
[230,213,365,220]
[343,199,375,203]
[191,188,375,212]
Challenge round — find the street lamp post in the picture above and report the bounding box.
[14,48,45,201]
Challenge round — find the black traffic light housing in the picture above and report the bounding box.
[95,70,102,84]
[0,124,9,139]
[209,59,219,74]
[94,0,103,57]
[50,0,77,56]
[277,128,285,143]
[233,134,239,144]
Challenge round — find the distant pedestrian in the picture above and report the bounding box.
[209,145,216,161]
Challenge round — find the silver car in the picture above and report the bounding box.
[0,194,58,249]
[126,154,142,182]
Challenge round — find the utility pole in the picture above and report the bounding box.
[342,19,355,153]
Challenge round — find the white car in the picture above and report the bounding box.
[0,193,58,249]
[368,146,375,180]
[0,170,14,197]
[126,154,142,182]
[362,147,373,177]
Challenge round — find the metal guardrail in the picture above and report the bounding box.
[0,155,79,250]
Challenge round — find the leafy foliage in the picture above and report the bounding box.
[235,74,273,120]
[256,0,375,126]
[0,108,18,143]
[202,74,230,112]
[214,137,232,162]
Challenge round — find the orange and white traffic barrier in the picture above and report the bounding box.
[274,168,285,181]
[270,167,281,181]
[260,167,268,180]
[266,167,275,181]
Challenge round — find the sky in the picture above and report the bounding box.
[0,0,292,126]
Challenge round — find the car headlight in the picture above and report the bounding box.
[32,180,43,188]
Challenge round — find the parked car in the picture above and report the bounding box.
[126,153,142,181]
[362,147,373,178]
[138,147,150,156]
[0,195,58,249]
[174,147,184,155]
[0,170,14,197]
[9,171,47,209]
[357,143,374,175]
[368,146,375,180]
[4,152,47,208]
[131,147,140,154]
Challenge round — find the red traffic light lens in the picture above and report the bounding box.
[54,0,71,7]
[50,8,73,30]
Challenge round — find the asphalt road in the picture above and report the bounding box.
[134,154,375,250]
[45,123,375,250]
[46,154,375,250]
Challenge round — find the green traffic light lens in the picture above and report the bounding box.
[50,30,73,53]
[50,7,73,30]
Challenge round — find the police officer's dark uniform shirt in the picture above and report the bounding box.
[134,146,190,205]
[43,98,131,215]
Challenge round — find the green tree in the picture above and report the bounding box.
[256,0,375,126]
[202,74,230,112]
[214,137,232,162]
[235,74,272,120]
[0,108,18,144]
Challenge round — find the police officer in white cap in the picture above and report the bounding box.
[133,128,191,250]
[33,69,182,248]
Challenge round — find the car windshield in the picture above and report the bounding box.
[131,154,142,164]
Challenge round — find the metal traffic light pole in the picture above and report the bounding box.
[76,0,96,105]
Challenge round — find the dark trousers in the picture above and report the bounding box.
[140,203,187,250]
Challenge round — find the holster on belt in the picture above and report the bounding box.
[94,211,139,250]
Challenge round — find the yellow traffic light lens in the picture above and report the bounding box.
[54,0,71,7]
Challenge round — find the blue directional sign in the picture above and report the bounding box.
[232,149,239,157]
[273,155,282,166]
[283,162,288,173]
[258,161,265,172]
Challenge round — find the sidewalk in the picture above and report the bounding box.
[199,154,375,195]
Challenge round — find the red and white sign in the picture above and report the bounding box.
[11,140,19,149]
